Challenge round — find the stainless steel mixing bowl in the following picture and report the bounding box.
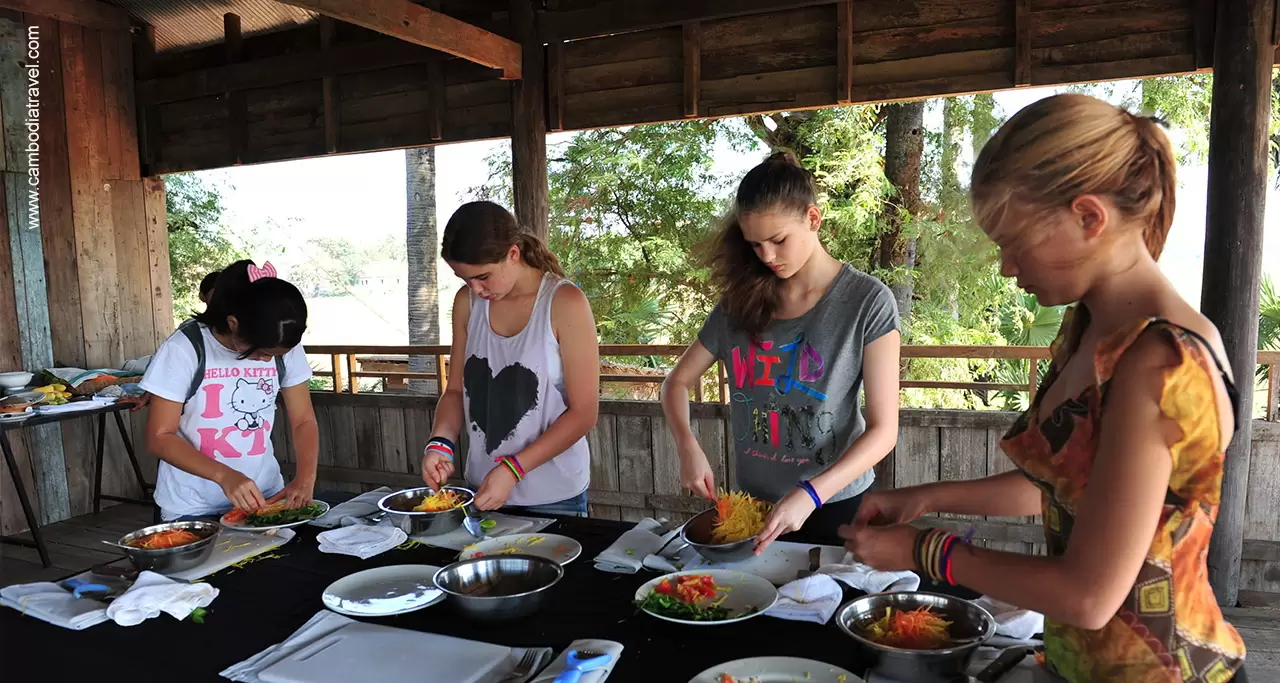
[377,486,476,536]
[433,554,563,621]
[115,520,221,575]
[836,591,996,681]
[678,506,761,564]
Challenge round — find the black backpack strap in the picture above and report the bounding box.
[1148,319,1240,431]
[177,320,206,405]
[275,354,287,390]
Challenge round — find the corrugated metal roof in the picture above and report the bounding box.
[102,0,317,53]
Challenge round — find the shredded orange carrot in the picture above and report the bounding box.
[711,489,769,544]
[864,606,953,649]
[413,489,464,512]
[129,529,200,550]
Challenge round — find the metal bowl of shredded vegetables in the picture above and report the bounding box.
[377,486,475,537]
[836,591,995,681]
[116,520,221,574]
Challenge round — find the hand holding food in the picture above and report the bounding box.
[216,469,268,512]
[473,462,518,511]
[281,475,315,509]
[421,449,455,490]
[853,489,930,529]
[753,488,817,555]
[840,522,919,572]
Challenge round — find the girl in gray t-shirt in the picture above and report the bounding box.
[662,152,901,553]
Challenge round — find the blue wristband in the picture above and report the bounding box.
[799,480,822,508]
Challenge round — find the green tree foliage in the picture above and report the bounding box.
[166,174,246,321]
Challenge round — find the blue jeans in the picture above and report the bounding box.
[505,490,588,518]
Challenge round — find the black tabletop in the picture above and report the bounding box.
[0,401,131,433]
[0,514,976,682]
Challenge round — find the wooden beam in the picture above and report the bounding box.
[133,24,160,175]
[682,23,700,117]
[547,40,565,132]
[275,0,521,79]
[136,39,442,106]
[836,0,852,104]
[509,0,548,240]
[1203,0,1275,607]
[0,0,128,32]
[539,0,836,42]
[320,17,340,154]
[224,14,246,166]
[427,57,445,142]
[1014,0,1032,86]
[1196,0,1216,69]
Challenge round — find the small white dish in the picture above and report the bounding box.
[688,656,863,682]
[634,569,778,626]
[321,564,445,617]
[0,371,33,390]
[458,533,582,565]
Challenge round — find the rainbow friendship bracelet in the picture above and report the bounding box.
[496,455,525,482]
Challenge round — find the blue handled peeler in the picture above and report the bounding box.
[551,650,613,683]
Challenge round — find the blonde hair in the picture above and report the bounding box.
[970,93,1177,259]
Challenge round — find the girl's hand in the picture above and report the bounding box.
[281,475,315,509]
[474,464,518,511]
[840,522,920,572]
[678,440,716,500]
[853,489,931,529]
[216,469,267,511]
[754,488,816,555]
[421,450,455,490]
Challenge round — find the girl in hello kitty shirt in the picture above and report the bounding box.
[140,260,320,521]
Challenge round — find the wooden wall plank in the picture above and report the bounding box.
[587,414,620,520]
[616,414,654,521]
[99,27,137,180]
[1014,0,1031,86]
[985,427,1034,554]
[836,0,852,103]
[547,41,565,132]
[319,16,341,153]
[1247,436,1280,543]
[692,416,727,495]
[377,406,408,474]
[894,425,940,491]
[938,427,986,521]
[224,13,246,166]
[402,403,434,477]
[142,176,173,345]
[682,22,700,117]
[353,405,384,474]
[62,25,123,369]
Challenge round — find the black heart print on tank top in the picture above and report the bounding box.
[463,355,540,453]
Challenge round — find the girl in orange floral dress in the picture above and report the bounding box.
[842,93,1248,682]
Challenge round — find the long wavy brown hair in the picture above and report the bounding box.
[970,93,1177,260]
[441,201,565,276]
[708,152,818,336]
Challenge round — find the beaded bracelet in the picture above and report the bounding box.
[424,436,455,463]
[798,480,823,508]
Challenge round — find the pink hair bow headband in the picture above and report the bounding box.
[248,261,278,282]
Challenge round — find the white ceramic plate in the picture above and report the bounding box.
[688,657,864,683]
[322,564,445,617]
[220,500,331,532]
[634,569,778,626]
[458,533,582,564]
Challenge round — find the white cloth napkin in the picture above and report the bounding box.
[819,559,921,594]
[0,582,110,630]
[310,487,393,528]
[105,570,219,626]
[766,574,844,624]
[317,524,408,560]
[975,595,1044,640]
[35,398,116,415]
[593,518,680,574]
[220,610,553,683]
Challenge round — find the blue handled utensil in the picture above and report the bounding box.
[551,649,612,683]
[62,578,111,600]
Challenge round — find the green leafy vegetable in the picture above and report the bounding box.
[245,502,323,527]
[636,591,735,622]
[189,607,207,624]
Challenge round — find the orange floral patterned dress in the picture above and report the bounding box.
[1000,312,1246,683]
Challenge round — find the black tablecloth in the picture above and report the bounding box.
[0,513,976,682]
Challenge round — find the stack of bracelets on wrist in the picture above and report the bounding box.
[496,455,525,483]
[914,528,967,585]
[425,436,455,462]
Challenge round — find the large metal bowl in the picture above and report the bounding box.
[678,506,762,564]
[116,520,221,575]
[377,486,476,537]
[433,554,563,622]
[836,591,996,681]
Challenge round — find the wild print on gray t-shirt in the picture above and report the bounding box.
[698,264,899,503]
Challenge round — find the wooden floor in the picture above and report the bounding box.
[2,507,1280,678]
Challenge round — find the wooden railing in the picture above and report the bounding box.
[304,344,1280,418]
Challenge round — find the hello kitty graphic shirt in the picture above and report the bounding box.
[140,323,313,520]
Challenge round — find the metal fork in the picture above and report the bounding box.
[501,649,541,682]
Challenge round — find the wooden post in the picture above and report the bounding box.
[1014,0,1031,86]
[1268,363,1277,421]
[224,14,246,165]
[718,361,728,403]
[510,0,549,240]
[1026,359,1038,399]
[331,353,343,392]
[320,16,340,154]
[435,353,447,395]
[682,22,700,117]
[1202,0,1274,607]
[835,0,852,104]
[348,354,359,394]
[133,25,160,176]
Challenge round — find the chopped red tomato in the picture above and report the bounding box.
[654,575,718,603]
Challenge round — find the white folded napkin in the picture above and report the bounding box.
[105,570,219,626]
[35,398,116,415]
[317,524,408,560]
[310,487,393,528]
[819,559,921,594]
[766,574,844,624]
[593,518,679,574]
[975,595,1044,640]
[0,581,110,630]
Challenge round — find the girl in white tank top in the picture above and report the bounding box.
[420,202,598,515]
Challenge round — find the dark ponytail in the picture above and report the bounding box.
[196,260,307,359]
[441,201,565,277]
[708,152,818,336]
